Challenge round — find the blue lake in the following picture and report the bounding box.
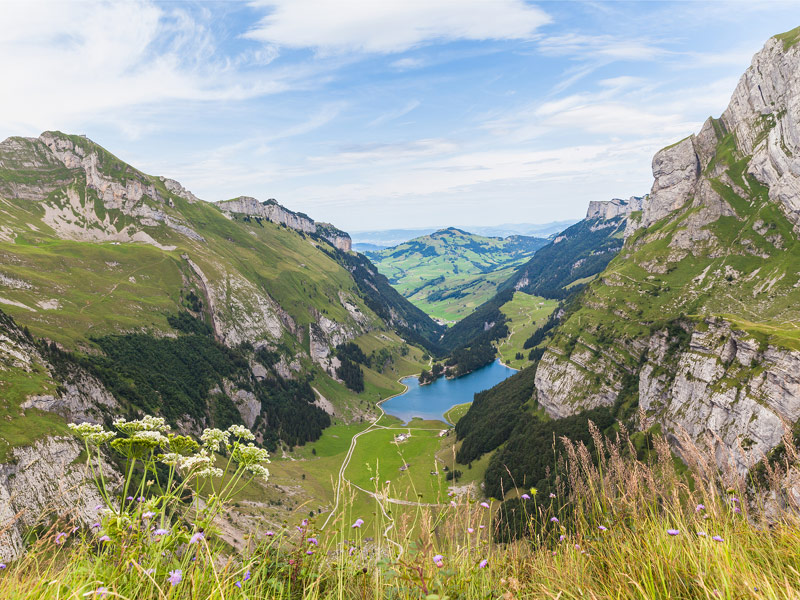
[380,359,517,424]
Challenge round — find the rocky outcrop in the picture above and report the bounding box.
[216,198,353,251]
[0,437,118,561]
[638,319,800,472]
[642,137,702,227]
[216,197,316,233]
[586,196,644,221]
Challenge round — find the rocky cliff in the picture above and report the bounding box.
[586,196,644,221]
[216,198,353,251]
[533,28,800,472]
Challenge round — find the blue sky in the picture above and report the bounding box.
[1,1,798,231]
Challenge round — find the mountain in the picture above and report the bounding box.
[349,220,576,249]
[0,130,443,556]
[454,27,800,499]
[438,199,642,353]
[366,227,548,322]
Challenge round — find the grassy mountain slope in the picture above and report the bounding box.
[0,131,438,456]
[367,227,547,322]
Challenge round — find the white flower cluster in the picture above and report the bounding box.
[200,428,230,452]
[232,443,270,482]
[131,430,169,447]
[68,422,116,446]
[179,450,213,473]
[227,424,255,441]
[113,416,171,435]
[160,452,180,466]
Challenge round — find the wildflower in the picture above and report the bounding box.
[559,535,565,541]
[68,422,116,445]
[243,570,251,581]
[153,528,169,536]
[142,512,155,519]
[480,502,490,509]
[227,424,256,441]
[95,505,103,512]
[549,493,556,498]
[734,507,741,514]
[433,554,444,568]
[82,587,108,598]
[126,496,134,501]
[0,564,6,569]
[189,532,205,545]
[667,529,680,536]
[301,519,309,527]
[697,531,707,537]
[351,518,364,528]
[98,535,111,543]
[92,522,101,529]
[521,493,530,500]
[550,517,559,523]
[55,532,67,545]
[306,550,314,555]
[450,501,457,507]
[266,531,275,537]
[598,525,607,531]
[479,525,485,529]
[712,535,724,542]
[307,537,318,546]
[138,497,145,502]
[235,581,242,589]
[168,569,182,586]
[696,504,705,512]
[348,546,356,556]
[479,559,488,569]
[467,527,474,534]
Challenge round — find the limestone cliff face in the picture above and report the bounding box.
[216,198,353,251]
[586,196,644,221]
[0,437,118,561]
[534,31,800,473]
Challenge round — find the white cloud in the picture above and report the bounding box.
[0,1,305,137]
[245,0,551,54]
[368,101,421,127]
[538,33,670,61]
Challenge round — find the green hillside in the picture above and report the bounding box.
[0,131,439,458]
[367,227,547,322]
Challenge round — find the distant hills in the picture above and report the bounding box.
[351,220,576,251]
[366,228,547,322]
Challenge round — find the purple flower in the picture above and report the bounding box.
[307,537,318,546]
[144,569,155,575]
[712,535,724,543]
[98,535,111,542]
[138,496,145,502]
[92,522,101,529]
[598,525,607,531]
[168,569,182,586]
[467,527,474,534]
[142,512,155,519]
[549,493,556,498]
[55,531,67,545]
[521,493,530,500]
[667,529,680,536]
[696,504,705,512]
[126,496,134,501]
[85,587,108,598]
[153,528,169,536]
[734,507,741,514]
[352,518,364,528]
[479,559,488,569]
[265,530,275,537]
[550,517,559,523]
[433,554,444,568]
[559,535,565,541]
[450,501,457,507]
[697,531,707,537]
[301,519,309,527]
[243,570,251,581]
[479,525,485,529]
[235,581,242,589]
[306,550,314,555]
[480,502,490,509]
[189,532,204,545]
[0,563,6,569]
[94,505,103,512]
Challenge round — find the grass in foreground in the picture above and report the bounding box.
[1,421,799,599]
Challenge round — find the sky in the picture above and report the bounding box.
[0,1,798,232]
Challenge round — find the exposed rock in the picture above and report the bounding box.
[0,437,119,561]
[642,137,701,227]
[586,196,644,221]
[159,177,201,203]
[216,197,317,233]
